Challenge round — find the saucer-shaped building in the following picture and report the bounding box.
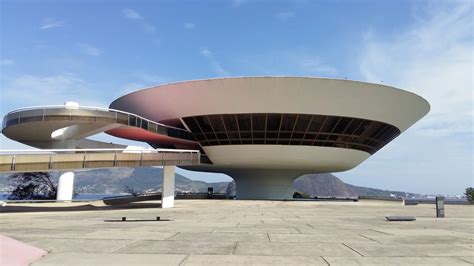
[108,77,430,199]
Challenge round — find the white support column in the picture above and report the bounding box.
[162,166,175,208]
[57,172,75,201]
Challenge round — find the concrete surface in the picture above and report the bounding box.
[0,234,47,265]
[0,199,472,265]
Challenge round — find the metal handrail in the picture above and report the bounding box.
[0,148,201,173]
[3,105,188,132]
[0,148,200,154]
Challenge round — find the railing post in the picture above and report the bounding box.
[82,153,86,169]
[11,155,15,171]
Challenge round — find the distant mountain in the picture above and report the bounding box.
[293,173,420,198]
[0,167,419,198]
[0,167,228,195]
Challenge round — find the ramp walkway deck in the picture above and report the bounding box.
[0,148,200,173]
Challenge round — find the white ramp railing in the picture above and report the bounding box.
[0,148,200,173]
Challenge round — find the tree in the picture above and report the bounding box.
[8,172,57,200]
[465,187,474,203]
[124,185,141,197]
[293,191,312,199]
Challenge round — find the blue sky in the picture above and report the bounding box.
[0,0,472,195]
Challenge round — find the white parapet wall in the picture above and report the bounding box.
[56,172,75,201]
[162,166,175,208]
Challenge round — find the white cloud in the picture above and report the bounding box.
[184,23,196,30]
[296,57,338,76]
[358,1,473,137]
[122,8,156,34]
[341,1,474,195]
[78,43,101,56]
[231,0,247,7]
[142,23,156,33]
[0,59,14,66]
[275,11,295,21]
[40,18,64,30]
[122,8,143,20]
[2,74,106,108]
[236,49,337,77]
[200,48,212,57]
[200,48,229,76]
[132,72,168,85]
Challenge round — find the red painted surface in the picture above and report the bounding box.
[0,234,48,265]
[106,127,199,150]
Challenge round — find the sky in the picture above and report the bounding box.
[0,0,472,195]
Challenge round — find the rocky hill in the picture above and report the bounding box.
[0,167,418,197]
[293,173,419,198]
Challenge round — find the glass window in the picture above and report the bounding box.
[178,113,399,155]
[320,116,338,132]
[294,114,312,132]
[266,114,281,131]
[237,114,251,131]
[208,115,225,132]
[183,117,201,133]
[252,114,266,131]
[344,119,359,135]
[222,115,238,131]
[333,117,351,134]
[280,114,297,131]
[129,116,136,126]
[141,120,148,130]
[354,120,371,135]
[308,116,325,132]
[195,116,212,132]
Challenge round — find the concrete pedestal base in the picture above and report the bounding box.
[56,172,74,201]
[162,166,175,208]
[227,169,306,200]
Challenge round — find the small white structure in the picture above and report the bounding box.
[161,166,175,208]
[56,172,75,201]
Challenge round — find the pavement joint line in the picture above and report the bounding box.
[164,232,180,240]
[342,243,365,257]
[454,257,474,264]
[358,234,382,244]
[447,243,473,251]
[321,256,331,266]
[107,239,140,253]
[231,242,238,254]
[370,229,393,235]
[178,254,190,266]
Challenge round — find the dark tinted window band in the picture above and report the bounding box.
[182,113,400,154]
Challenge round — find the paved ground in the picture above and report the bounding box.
[0,199,473,265]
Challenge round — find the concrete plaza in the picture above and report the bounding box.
[0,199,473,265]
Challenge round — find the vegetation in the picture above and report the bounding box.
[124,185,142,197]
[8,172,57,200]
[465,187,474,203]
[293,191,312,199]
